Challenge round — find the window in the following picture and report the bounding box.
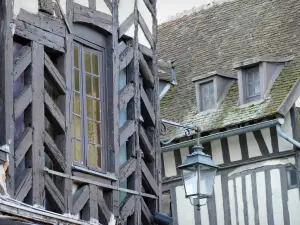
[72,43,103,169]
[162,192,172,217]
[287,167,298,189]
[244,66,260,101]
[200,81,215,111]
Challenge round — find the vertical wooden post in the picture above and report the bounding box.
[0,0,14,197]
[31,42,45,206]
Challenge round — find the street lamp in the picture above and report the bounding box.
[177,144,218,210]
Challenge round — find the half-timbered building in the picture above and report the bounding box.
[158,0,300,224]
[0,0,161,224]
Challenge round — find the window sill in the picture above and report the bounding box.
[72,165,118,181]
[238,98,264,108]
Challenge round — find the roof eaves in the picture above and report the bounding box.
[192,70,237,82]
[233,56,295,69]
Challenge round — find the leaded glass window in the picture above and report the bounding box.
[200,81,215,111]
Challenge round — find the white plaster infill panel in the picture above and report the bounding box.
[256,171,268,225]
[236,177,245,225]
[288,188,300,225]
[211,139,224,165]
[261,128,273,154]
[137,0,152,33]
[119,0,135,24]
[214,175,225,225]
[180,147,189,163]
[270,169,284,225]
[278,112,293,152]
[228,135,242,162]
[247,132,261,158]
[14,0,38,17]
[96,0,112,15]
[175,186,195,225]
[245,174,255,225]
[59,0,67,15]
[138,24,151,49]
[125,24,135,39]
[74,0,89,7]
[163,151,177,178]
[228,180,237,225]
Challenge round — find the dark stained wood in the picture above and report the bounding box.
[88,184,98,221]
[141,197,152,225]
[31,42,45,206]
[72,171,111,185]
[13,46,32,82]
[97,188,111,222]
[43,131,66,172]
[120,120,136,146]
[45,173,65,212]
[139,51,154,86]
[14,127,33,167]
[119,83,135,109]
[73,3,112,33]
[141,86,155,125]
[141,160,159,195]
[139,44,153,59]
[44,91,66,132]
[15,168,32,201]
[138,13,154,49]
[0,0,14,197]
[120,195,135,220]
[139,125,155,161]
[119,157,137,183]
[72,185,90,215]
[13,85,32,120]
[119,12,135,38]
[15,20,65,52]
[44,52,66,94]
[119,46,134,71]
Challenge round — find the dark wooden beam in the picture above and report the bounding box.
[119,13,135,38]
[120,195,135,220]
[38,0,54,15]
[139,51,154,86]
[141,160,159,195]
[120,120,136,146]
[15,168,32,202]
[15,20,65,53]
[139,44,153,59]
[44,52,66,94]
[139,125,154,161]
[141,86,155,125]
[142,0,155,16]
[45,173,65,212]
[119,47,134,71]
[14,127,33,167]
[44,91,66,132]
[88,184,98,221]
[138,13,154,49]
[73,3,112,33]
[118,42,127,56]
[43,131,66,172]
[31,42,45,206]
[72,185,90,215]
[13,46,32,82]
[14,85,32,120]
[119,157,137,183]
[97,188,111,222]
[141,197,152,225]
[119,83,135,109]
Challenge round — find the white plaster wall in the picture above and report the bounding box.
[163,151,177,177]
[235,177,245,225]
[288,188,300,225]
[228,135,242,162]
[270,169,284,225]
[119,0,135,24]
[176,186,195,225]
[200,201,209,225]
[278,112,293,151]
[14,0,38,17]
[261,128,273,153]
[74,0,89,7]
[295,96,300,107]
[125,24,135,39]
[256,171,268,225]
[96,0,112,15]
[245,174,255,225]
[211,139,224,165]
[214,175,225,225]
[180,147,189,163]
[138,25,151,48]
[247,132,261,158]
[228,179,237,225]
[137,0,152,33]
[59,0,67,15]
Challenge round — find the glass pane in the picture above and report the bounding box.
[255,82,260,95]
[209,84,214,96]
[75,117,81,139]
[74,47,79,68]
[199,166,217,196]
[254,71,260,82]
[92,54,99,75]
[247,72,253,84]
[94,100,100,121]
[95,123,101,145]
[84,51,91,73]
[75,140,82,162]
[74,93,81,115]
[119,69,127,90]
[86,74,92,96]
[182,169,197,197]
[93,77,99,98]
[96,146,101,168]
[248,84,254,97]
[88,145,96,167]
[88,121,95,143]
[86,97,93,119]
[74,70,80,91]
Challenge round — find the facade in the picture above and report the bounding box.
[158,0,300,225]
[0,0,161,224]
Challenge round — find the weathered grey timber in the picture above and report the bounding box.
[141,86,155,125]
[119,158,137,183]
[239,133,249,160]
[13,85,32,120]
[170,187,178,225]
[279,167,290,225]
[138,13,154,49]
[44,173,65,212]
[139,51,155,86]
[139,124,155,160]
[13,46,32,82]
[72,185,89,215]
[221,138,231,164]
[253,130,270,156]
[119,13,134,38]
[119,83,135,109]
[141,160,159,196]
[14,127,33,167]
[120,120,136,146]
[119,46,134,71]
[15,168,32,201]
[265,170,274,225]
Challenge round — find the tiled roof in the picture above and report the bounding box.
[158,0,300,138]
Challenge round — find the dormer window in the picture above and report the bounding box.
[234,56,293,105]
[193,71,237,112]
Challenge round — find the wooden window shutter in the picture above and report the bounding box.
[39,0,53,15]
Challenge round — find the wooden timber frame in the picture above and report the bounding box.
[0,0,161,224]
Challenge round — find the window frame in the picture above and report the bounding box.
[200,81,215,111]
[286,167,298,190]
[72,34,108,173]
[243,66,261,102]
[195,78,217,112]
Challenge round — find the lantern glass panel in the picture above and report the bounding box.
[182,167,198,197]
[199,165,217,197]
